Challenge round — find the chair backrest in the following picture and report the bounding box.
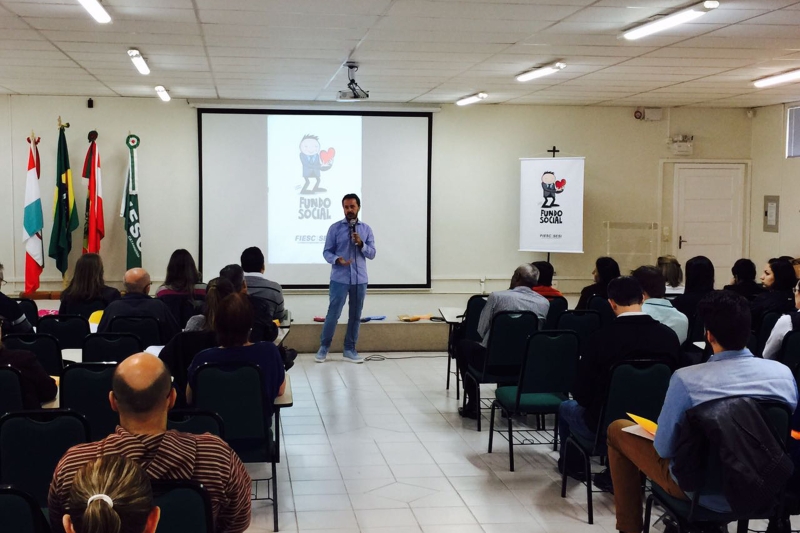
[0,485,49,533]
[544,296,568,330]
[109,315,162,347]
[82,333,143,363]
[11,298,38,328]
[687,313,706,344]
[158,295,203,330]
[484,311,539,370]
[0,410,90,507]
[779,330,800,375]
[463,295,488,342]
[159,331,218,408]
[60,363,118,441]
[757,311,785,356]
[556,310,602,352]
[0,366,24,415]
[597,360,674,450]
[515,330,580,408]
[587,295,615,327]
[152,480,214,533]
[37,314,90,349]
[167,409,225,439]
[194,363,270,462]
[1,333,62,375]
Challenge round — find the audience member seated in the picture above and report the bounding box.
[0,262,33,333]
[186,293,286,420]
[185,277,236,332]
[219,264,277,342]
[97,268,180,344]
[632,266,689,344]
[0,323,57,407]
[62,455,159,533]
[672,255,715,321]
[658,255,685,296]
[455,264,549,419]
[530,261,563,300]
[59,253,121,319]
[607,291,797,533]
[558,276,680,479]
[576,256,620,309]
[723,258,765,301]
[155,249,206,298]
[793,257,800,281]
[751,257,796,332]
[763,278,800,360]
[48,353,251,533]
[241,246,287,322]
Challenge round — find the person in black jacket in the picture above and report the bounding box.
[0,324,57,408]
[576,256,620,309]
[558,276,680,476]
[751,257,796,332]
[723,258,765,301]
[59,253,120,319]
[672,255,715,321]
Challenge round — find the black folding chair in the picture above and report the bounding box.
[1,333,62,375]
[544,296,568,330]
[152,480,214,533]
[158,295,203,330]
[556,310,602,354]
[60,363,118,441]
[167,409,225,439]
[82,333,143,363]
[0,366,24,414]
[11,298,38,328]
[37,314,90,349]
[587,295,615,328]
[756,311,785,357]
[447,295,487,400]
[0,485,50,533]
[109,315,162,348]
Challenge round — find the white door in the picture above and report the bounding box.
[673,164,746,289]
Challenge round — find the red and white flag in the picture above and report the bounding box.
[22,134,44,292]
[82,130,104,254]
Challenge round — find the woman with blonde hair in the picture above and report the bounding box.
[63,455,159,533]
[657,255,684,296]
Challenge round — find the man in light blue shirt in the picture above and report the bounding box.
[632,265,689,344]
[607,291,797,533]
[316,193,376,364]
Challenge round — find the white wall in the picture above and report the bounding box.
[0,96,758,320]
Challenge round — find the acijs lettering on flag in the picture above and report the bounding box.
[121,134,142,269]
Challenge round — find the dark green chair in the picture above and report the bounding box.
[0,485,50,533]
[109,315,162,348]
[447,295,487,400]
[587,295,615,328]
[37,315,90,350]
[644,400,791,533]
[489,330,579,471]
[82,333,142,363]
[60,363,118,441]
[1,333,62,376]
[463,311,539,432]
[0,410,90,507]
[756,311,785,357]
[0,366,24,415]
[152,480,213,533]
[11,298,38,328]
[779,330,800,373]
[555,310,602,354]
[560,359,674,524]
[544,296,568,330]
[167,409,225,439]
[194,363,280,531]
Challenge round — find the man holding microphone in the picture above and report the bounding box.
[316,193,376,363]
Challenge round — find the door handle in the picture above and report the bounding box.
[679,236,687,249]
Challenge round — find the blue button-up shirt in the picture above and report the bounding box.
[322,218,376,285]
[654,348,798,512]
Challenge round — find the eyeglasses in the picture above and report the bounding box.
[794,287,799,294]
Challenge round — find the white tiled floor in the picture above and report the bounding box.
[246,352,624,533]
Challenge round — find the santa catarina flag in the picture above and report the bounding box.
[82,130,104,254]
[48,126,79,276]
[22,134,44,292]
[121,134,142,269]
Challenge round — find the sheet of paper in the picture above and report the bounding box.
[622,424,655,442]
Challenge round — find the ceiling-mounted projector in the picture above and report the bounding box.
[337,62,369,102]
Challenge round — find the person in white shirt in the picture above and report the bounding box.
[762,278,800,360]
[632,265,689,344]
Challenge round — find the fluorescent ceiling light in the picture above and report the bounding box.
[76,0,111,23]
[155,86,171,102]
[127,49,150,75]
[456,92,488,106]
[621,1,719,41]
[753,69,800,88]
[517,62,566,82]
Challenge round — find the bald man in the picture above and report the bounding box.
[97,267,180,344]
[48,353,252,533]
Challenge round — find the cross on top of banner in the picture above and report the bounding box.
[547,146,560,157]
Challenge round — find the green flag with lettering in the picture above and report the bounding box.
[121,134,142,269]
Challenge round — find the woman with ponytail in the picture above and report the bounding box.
[63,455,159,533]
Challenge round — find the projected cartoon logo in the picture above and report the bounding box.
[299,134,335,195]
[540,171,566,224]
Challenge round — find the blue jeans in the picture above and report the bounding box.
[558,400,597,460]
[320,281,367,351]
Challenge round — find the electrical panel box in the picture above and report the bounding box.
[764,195,779,233]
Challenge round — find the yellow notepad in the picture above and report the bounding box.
[627,413,658,436]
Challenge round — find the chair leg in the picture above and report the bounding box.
[475,381,481,432]
[560,439,570,498]
[488,402,496,453]
[462,375,469,410]
[583,448,593,524]
[553,413,559,452]
[736,520,748,533]
[456,364,460,401]
[643,494,653,533]
[272,460,279,532]
[507,410,514,472]
[446,352,452,390]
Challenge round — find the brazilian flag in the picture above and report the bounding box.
[48,126,79,276]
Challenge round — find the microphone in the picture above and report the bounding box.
[349,218,357,243]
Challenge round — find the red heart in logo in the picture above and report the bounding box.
[320,148,335,165]
[555,179,566,189]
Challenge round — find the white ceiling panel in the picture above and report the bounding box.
[386,0,583,20]
[42,30,204,46]
[195,0,393,16]
[374,16,552,33]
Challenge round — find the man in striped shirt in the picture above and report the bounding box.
[48,353,251,533]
